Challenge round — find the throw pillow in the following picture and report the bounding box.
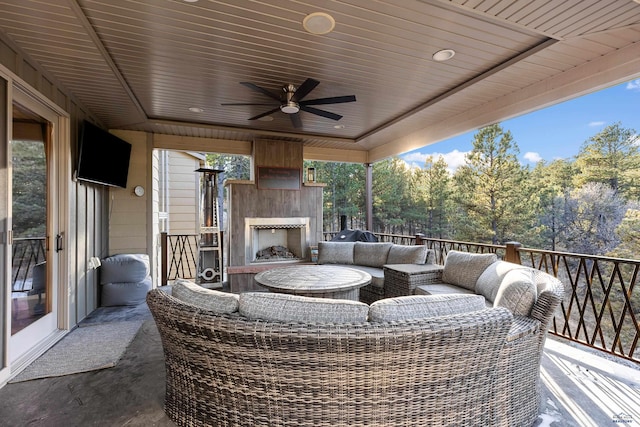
[441,251,497,291]
[239,292,369,323]
[494,268,537,316]
[353,242,393,267]
[476,260,527,303]
[369,294,486,322]
[386,245,429,264]
[172,279,239,313]
[317,241,355,265]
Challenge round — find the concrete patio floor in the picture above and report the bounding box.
[1,301,638,427]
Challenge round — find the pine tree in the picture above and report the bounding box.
[421,156,452,238]
[530,159,578,250]
[305,161,365,231]
[372,158,411,234]
[12,140,47,237]
[452,124,534,244]
[608,205,640,260]
[573,122,640,200]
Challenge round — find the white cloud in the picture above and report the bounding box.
[588,121,606,127]
[626,79,640,91]
[523,152,542,163]
[402,149,469,173]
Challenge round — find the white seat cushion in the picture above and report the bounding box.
[415,283,477,296]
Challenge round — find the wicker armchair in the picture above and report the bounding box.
[147,289,513,427]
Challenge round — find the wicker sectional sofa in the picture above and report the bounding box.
[316,241,435,304]
[389,250,566,426]
[147,269,564,427]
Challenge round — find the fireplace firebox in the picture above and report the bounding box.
[245,217,310,264]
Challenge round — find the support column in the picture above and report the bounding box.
[365,163,373,231]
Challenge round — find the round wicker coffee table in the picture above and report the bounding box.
[254,265,371,301]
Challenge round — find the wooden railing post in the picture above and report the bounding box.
[505,241,522,264]
[415,233,425,246]
[161,232,168,286]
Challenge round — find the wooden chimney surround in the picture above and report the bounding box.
[225,139,323,293]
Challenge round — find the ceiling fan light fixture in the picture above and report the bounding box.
[303,12,336,35]
[433,49,456,62]
[280,102,300,114]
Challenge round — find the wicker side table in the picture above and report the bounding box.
[383,264,444,298]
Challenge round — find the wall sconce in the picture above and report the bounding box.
[307,167,316,183]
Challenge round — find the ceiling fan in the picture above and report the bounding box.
[221,78,356,128]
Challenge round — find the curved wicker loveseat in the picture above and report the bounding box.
[147,288,514,427]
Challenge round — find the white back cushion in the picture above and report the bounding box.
[441,251,497,291]
[369,294,486,322]
[239,292,369,323]
[317,241,355,265]
[494,269,537,316]
[172,279,239,313]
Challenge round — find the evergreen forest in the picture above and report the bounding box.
[214,121,640,259]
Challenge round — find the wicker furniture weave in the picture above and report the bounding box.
[408,260,565,427]
[497,269,565,426]
[384,263,445,298]
[147,289,514,427]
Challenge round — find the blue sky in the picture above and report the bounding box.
[402,79,640,171]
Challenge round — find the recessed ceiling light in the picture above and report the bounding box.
[432,49,456,62]
[183,0,199,3]
[303,12,336,35]
[188,107,204,113]
[334,124,345,129]
[257,115,274,122]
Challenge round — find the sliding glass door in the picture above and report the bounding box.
[8,89,61,363]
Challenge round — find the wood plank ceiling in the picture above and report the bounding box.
[1,0,639,161]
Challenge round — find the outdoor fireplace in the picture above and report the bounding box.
[245,217,310,264]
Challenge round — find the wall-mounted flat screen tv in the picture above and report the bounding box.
[76,120,131,188]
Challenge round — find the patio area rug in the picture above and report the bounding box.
[10,320,143,383]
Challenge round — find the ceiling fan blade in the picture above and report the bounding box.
[248,107,280,120]
[240,82,281,101]
[292,78,320,102]
[299,105,342,121]
[300,95,356,106]
[221,102,279,106]
[290,113,302,128]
